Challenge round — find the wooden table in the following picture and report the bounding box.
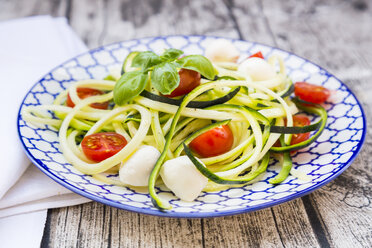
[1,0,371,247]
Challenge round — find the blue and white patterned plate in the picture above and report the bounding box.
[17,36,366,218]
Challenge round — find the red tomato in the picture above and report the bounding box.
[66,87,109,109]
[81,132,127,162]
[189,125,234,158]
[164,68,201,98]
[294,82,330,104]
[249,51,264,59]
[291,115,311,145]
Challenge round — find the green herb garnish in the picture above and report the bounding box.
[113,49,216,105]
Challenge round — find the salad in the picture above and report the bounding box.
[22,39,330,210]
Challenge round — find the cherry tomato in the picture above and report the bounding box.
[249,51,264,59]
[189,125,234,158]
[294,82,330,104]
[81,132,127,162]
[66,87,109,109]
[164,68,201,98]
[291,115,311,145]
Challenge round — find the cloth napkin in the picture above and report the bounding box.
[0,16,92,247]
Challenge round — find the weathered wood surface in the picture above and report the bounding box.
[1,0,371,247]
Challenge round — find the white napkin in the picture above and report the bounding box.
[0,16,86,199]
[0,211,47,248]
[0,166,90,218]
[0,15,91,246]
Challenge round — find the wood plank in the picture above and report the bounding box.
[69,0,240,48]
[44,202,204,248]
[203,209,283,248]
[109,208,203,248]
[0,0,69,21]
[257,0,372,247]
[69,0,106,47]
[42,204,84,247]
[271,199,319,248]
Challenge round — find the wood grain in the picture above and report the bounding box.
[203,209,283,248]
[1,0,371,247]
[258,0,372,247]
[69,0,239,48]
[0,0,70,21]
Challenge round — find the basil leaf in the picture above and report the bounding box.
[160,48,184,62]
[113,71,148,105]
[151,62,180,95]
[132,51,162,70]
[177,55,216,80]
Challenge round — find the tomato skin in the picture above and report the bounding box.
[164,68,201,98]
[189,125,234,158]
[290,115,311,145]
[294,82,330,104]
[66,87,109,109]
[249,51,264,59]
[81,132,127,162]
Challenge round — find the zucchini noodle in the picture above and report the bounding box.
[22,50,327,210]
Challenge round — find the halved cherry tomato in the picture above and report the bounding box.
[81,132,127,162]
[291,115,311,145]
[164,68,201,98]
[189,125,234,158]
[249,51,264,59]
[294,82,330,104]
[66,87,109,109]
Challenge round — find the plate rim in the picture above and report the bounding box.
[17,35,367,218]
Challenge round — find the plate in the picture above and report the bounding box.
[17,36,366,218]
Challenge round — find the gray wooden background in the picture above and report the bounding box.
[1,0,371,247]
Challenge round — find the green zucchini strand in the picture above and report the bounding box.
[140,86,240,109]
[183,143,270,185]
[270,98,328,152]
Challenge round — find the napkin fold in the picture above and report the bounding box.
[0,166,90,218]
[0,15,91,246]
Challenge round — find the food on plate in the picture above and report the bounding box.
[81,132,127,162]
[22,39,329,210]
[238,57,277,81]
[119,145,160,187]
[160,156,208,202]
[294,81,330,103]
[205,39,240,62]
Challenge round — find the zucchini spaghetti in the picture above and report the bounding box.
[22,40,329,210]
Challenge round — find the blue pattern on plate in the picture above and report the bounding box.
[17,36,366,218]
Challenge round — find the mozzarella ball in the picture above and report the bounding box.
[160,156,208,202]
[205,39,240,63]
[238,57,277,81]
[119,145,160,187]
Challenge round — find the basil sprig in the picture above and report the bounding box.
[113,71,148,104]
[176,55,216,80]
[151,62,180,95]
[113,48,216,105]
[131,51,162,70]
[160,48,184,62]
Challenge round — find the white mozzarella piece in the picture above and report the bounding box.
[205,39,240,63]
[238,57,277,81]
[119,145,160,187]
[160,156,208,202]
